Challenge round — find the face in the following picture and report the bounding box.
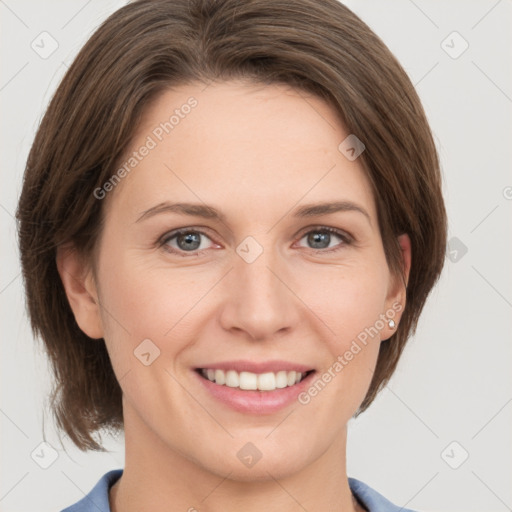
[61,80,409,481]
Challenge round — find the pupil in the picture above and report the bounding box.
[175,231,331,252]
[178,232,200,251]
[309,231,329,249]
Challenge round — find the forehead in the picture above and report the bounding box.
[104,80,377,224]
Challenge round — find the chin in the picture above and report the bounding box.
[216,455,310,483]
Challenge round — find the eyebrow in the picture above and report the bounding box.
[135,200,371,224]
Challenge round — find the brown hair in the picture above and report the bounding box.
[16,0,447,451]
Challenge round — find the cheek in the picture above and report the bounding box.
[99,245,390,352]
[296,256,390,342]
[295,259,388,402]
[295,273,384,428]
[96,250,220,366]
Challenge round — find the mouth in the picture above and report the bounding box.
[195,368,315,392]
[193,360,317,414]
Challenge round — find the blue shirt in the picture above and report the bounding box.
[61,469,417,512]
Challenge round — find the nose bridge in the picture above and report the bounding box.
[222,234,299,340]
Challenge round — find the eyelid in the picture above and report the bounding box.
[158,226,219,253]
[293,226,354,254]
[295,224,354,243]
[158,224,354,256]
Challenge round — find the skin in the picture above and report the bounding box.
[57,80,411,512]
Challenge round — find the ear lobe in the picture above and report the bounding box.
[56,244,104,339]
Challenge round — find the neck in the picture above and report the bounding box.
[110,405,363,512]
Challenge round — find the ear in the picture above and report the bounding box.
[56,244,104,339]
[383,233,411,337]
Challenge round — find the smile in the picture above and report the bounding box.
[193,360,317,414]
[198,368,313,391]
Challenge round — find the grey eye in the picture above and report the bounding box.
[176,232,202,251]
[163,230,213,253]
[298,228,347,251]
[306,231,332,249]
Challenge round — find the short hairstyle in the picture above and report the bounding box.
[16,0,447,451]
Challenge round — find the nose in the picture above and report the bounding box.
[219,241,301,342]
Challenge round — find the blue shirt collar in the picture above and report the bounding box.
[61,469,417,512]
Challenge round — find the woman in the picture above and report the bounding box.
[16,0,447,510]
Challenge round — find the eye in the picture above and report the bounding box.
[296,226,352,253]
[160,228,216,256]
[158,225,353,257]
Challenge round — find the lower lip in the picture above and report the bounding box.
[194,370,316,414]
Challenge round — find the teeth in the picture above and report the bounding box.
[225,370,239,388]
[275,370,288,388]
[200,368,308,391]
[258,372,276,391]
[214,369,225,385]
[239,371,257,390]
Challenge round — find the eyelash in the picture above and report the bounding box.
[158,226,354,258]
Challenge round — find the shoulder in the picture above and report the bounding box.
[61,470,415,512]
[349,477,418,512]
[60,469,123,512]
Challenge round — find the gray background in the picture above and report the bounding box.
[1,1,511,511]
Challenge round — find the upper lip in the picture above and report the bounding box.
[195,360,314,373]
